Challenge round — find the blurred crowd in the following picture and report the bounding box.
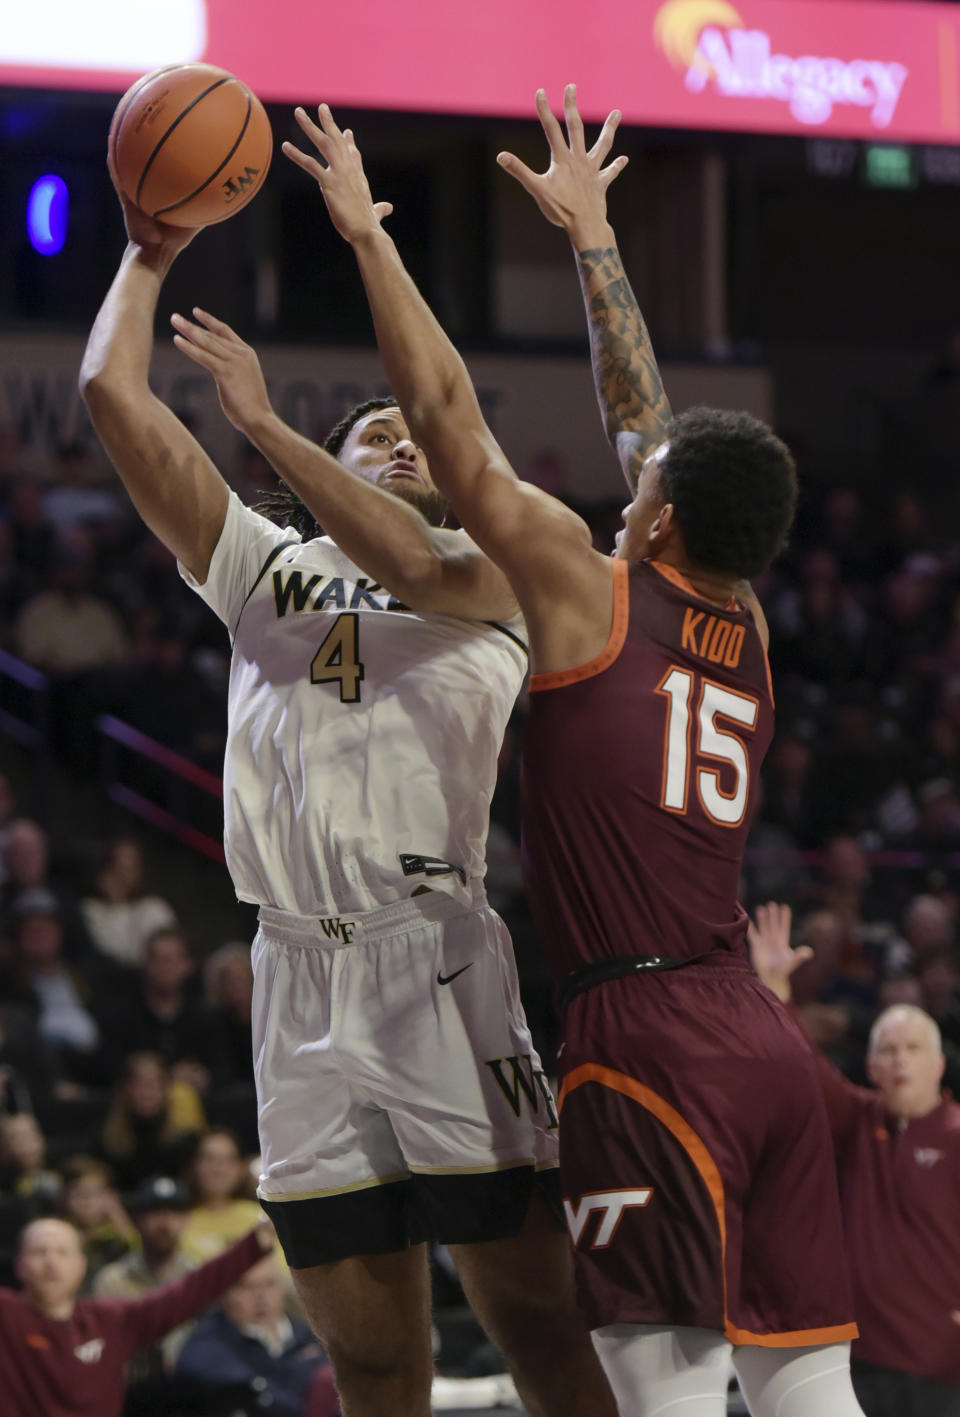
[1,422,960,1411]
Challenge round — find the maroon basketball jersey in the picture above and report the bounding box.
[521,558,774,981]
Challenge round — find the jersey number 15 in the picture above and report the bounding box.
[656,667,758,828]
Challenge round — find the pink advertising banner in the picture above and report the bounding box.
[2,0,959,144]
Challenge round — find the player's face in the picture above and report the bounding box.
[867,1014,945,1118]
[339,408,448,527]
[615,444,671,562]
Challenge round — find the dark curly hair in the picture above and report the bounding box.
[657,407,797,580]
[251,395,397,539]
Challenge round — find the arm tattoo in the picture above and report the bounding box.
[578,246,672,490]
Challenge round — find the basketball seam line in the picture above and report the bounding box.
[134,77,232,208]
[154,94,258,218]
[111,65,181,174]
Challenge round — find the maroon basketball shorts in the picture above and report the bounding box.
[557,954,858,1346]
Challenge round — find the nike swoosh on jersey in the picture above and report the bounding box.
[437,964,474,986]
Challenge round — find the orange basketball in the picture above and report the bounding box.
[110,63,272,227]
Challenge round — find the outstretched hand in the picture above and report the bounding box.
[746,902,812,1004]
[282,103,393,243]
[497,84,627,241]
[170,308,272,433]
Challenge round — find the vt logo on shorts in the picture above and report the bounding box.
[564,1188,654,1249]
[486,1053,559,1128]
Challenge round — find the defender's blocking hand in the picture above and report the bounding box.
[283,104,394,243]
[497,85,628,242]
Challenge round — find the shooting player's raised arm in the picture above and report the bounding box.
[498,86,672,493]
[79,182,228,585]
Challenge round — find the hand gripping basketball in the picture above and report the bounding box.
[110,62,273,227]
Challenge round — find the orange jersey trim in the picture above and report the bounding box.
[724,1321,859,1348]
[529,558,629,693]
[649,559,738,612]
[559,1062,859,1348]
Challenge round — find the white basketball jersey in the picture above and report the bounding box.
[180,492,527,915]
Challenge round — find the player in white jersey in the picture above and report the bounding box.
[78,157,619,1417]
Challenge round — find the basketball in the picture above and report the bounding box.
[110,63,273,227]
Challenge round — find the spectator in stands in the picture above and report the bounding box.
[174,1253,336,1417]
[819,486,879,589]
[917,948,960,1094]
[0,818,92,962]
[0,1112,60,1205]
[786,907,876,1081]
[42,441,123,534]
[750,903,960,1417]
[11,891,106,1085]
[0,1112,60,1285]
[902,892,956,965]
[769,546,868,683]
[94,1175,197,1389]
[180,1128,260,1265]
[0,1006,59,1117]
[918,948,960,1041]
[203,943,254,1084]
[202,945,258,1149]
[79,611,226,765]
[2,1212,274,1417]
[908,776,960,851]
[58,1156,135,1287]
[80,836,178,971]
[13,528,128,675]
[757,728,821,848]
[865,553,948,685]
[877,970,924,1011]
[1,819,50,906]
[97,928,223,1091]
[99,1052,204,1191]
[6,477,54,592]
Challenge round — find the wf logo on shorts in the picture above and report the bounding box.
[564,1189,654,1249]
[485,1054,559,1129]
[318,916,356,943]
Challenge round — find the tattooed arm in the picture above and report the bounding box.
[498,85,672,492]
[574,243,672,491]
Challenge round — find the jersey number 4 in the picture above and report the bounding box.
[311,613,364,703]
[657,667,758,827]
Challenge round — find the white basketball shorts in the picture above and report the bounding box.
[252,882,560,1266]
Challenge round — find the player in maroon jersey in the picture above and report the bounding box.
[750,902,960,1417]
[288,90,865,1416]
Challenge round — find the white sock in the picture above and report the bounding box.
[592,1323,733,1416]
